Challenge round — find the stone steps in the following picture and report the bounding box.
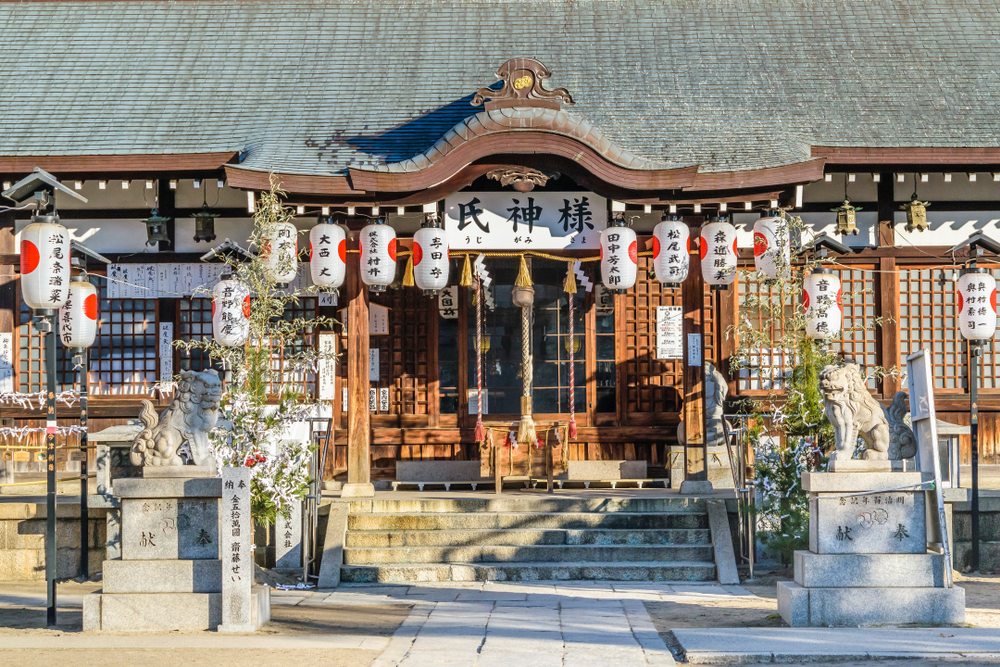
[348,511,709,531]
[346,528,712,547]
[344,544,714,564]
[339,560,717,583]
[340,496,718,582]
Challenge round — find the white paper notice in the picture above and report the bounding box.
[369,303,389,335]
[318,334,336,401]
[379,387,389,412]
[369,388,377,412]
[368,348,380,381]
[438,286,458,319]
[0,333,13,393]
[687,333,702,367]
[656,306,683,359]
[318,292,337,307]
[158,322,174,382]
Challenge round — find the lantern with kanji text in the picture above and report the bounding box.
[803,268,842,339]
[957,268,997,341]
[652,215,689,287]
[58,277,98,351]
[413,214,450,295]
[360,218,397,292]
[212,275,251,347]
[753,210,790,280]
[20,217,71,314]
[262,221,298,287]
[309,219,347,288]
[599,217,637,293]
[700,216,737,289]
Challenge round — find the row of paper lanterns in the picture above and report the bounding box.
[22,216,1000,351]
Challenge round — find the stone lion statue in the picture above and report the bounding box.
[819,363,917,461]
[130,369,224,469]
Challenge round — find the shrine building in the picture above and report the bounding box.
[2,0,1000,491]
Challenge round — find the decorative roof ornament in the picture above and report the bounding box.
[473,57,575,110]
[485,166,560,192]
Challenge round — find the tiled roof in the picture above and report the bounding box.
[1,0,998,179]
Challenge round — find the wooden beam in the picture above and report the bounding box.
[877,173,896,247]
[811,146,1000,166]
[427,295,440,428]
[0,210,14,370]
[345,244,371,489]
[717,270,738,397]
[682,227,706,482]
[0,152,238,176]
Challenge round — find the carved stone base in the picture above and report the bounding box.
[143,465,217,479]
[341,482,376,499]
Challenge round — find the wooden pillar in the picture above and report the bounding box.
[0,211,15,396]
[342,245,374,497]
[682,223,707,485]
[879,256,902,397]
[427,296,440,428]
[877,172,895,247]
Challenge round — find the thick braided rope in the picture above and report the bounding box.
[521,305,531,398]
[476,280,484,431]
[568,290,575,426]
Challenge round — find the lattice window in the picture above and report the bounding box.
[737,266,877,392]
[177,297,317,396]
[899,266,1000,390]
[622,255,716,413]
[371,289,430,415]
[18,300,76,393]
[19,277,158,395]
[531,263,586,414]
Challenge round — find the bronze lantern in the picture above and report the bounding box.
[142,208,171,246]
[192,203,220,243]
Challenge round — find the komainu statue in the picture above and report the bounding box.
[130,369,224,469]
[819,363,917,462]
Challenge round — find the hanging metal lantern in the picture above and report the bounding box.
[192,204,219,243]
[143,208,172,246]
[652,215,689,287]
[263,220,298,287]
[599,217,637,293]
[412,214,450,295]
[831,198,861,236]
[20,218,71,314]
[901,193,931,232]
[58,277,98,351]
[212,275,251,347]
[753,210,790,280]
[700,216,738,289]
[360,218,397,292]
[803,268,843,339]
[957,268,997,341]
[309,219,347,288]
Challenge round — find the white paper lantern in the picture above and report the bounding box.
[957,269,997,340]
[360,220,397,292]
[58,278,98,350]
[652,216,689,286]
[19,219,71,312]
[600,223,637,292]
[753,211,790,280]
[263,221,298,286]
[413,223,450,295]
[212,277,251,347]
[803,269,843,339]
[309,222,347,288]
[700,218,738,288]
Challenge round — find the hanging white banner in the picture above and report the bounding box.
[444,192,608,250]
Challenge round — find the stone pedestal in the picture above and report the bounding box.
[669,445,735,489]
[779,471,964,627]
[274,500,303,572]
[83,467,269,632]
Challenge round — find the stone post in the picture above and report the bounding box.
[219,466,254,633]
[274,500,302,572]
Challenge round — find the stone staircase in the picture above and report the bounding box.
[340,497,718,583]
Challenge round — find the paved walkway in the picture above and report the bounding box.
[280,582,752,667]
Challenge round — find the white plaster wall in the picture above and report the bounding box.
[15,218,156,255]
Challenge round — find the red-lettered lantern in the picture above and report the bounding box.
[700,217,738,289]
[753,210,790,280]
[803,268,843,339]
[413,215,450,295]
[212,276,251,347]
[600,219,637,293]
[58,277,98,350]
[263,221,298,286]
[309,220,347,288]
[652,215,689,287]
[360,219,397,292]
[957,268,997,340]
[20,218,71,313]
